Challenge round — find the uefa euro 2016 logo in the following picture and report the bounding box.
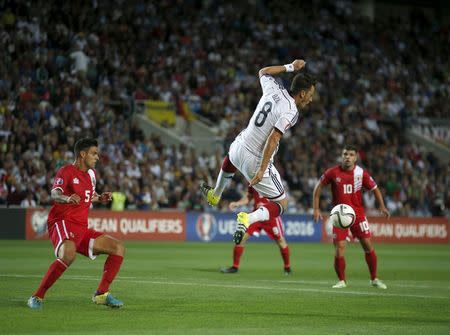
[195,213,217,241]
[31,210,49,237]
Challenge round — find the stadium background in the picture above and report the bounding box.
[0,0,449,334]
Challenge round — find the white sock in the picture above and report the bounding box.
[247,207,269,224]
[213,170,234,197]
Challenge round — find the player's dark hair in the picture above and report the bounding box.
[74,138,98,157]
[343,144,358,152]
[290,71,316,95]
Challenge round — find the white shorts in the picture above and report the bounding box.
[228,140,285,201]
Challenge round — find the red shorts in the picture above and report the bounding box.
[333,217,372,242]
[247,217,284,241]
[48,220,103,259]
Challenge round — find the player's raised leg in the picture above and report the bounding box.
[201,155,237,206]
[234,197,286,244]
[92,235,125,307]
[234,163,287,244]
[28,240,76,309]
[360,238,387,289]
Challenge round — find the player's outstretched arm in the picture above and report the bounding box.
[249,128,282,186]
[51,189,80,204]
[229,191,252,211]
[258,59,306,78]
[373,188,390,218]
[312,182,323,223]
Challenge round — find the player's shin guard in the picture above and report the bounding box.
[279,246,290,269]
[213,156,236,197]
[34,259,68,298]
[96,255,124,294]
[233,245,244,268]
[365,250,378,280]
[334,256,346,281]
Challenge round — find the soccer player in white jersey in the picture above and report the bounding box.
[201,59,316,243]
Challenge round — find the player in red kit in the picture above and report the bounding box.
[313,145,390,289]
[27,138,125,309]
[221,186,291,275]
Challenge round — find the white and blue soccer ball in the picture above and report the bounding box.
[329,204,356,229]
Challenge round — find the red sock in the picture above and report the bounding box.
[262,201,282,220]
[279,246,290,269]
[34,259,68,298]
[365,250,378,280]
[233,245,244,268]
[96,255,124,294]
[334,256,346,281]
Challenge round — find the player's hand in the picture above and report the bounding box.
[99,192,112,203]
[249,169,264,186]
[292,59,306,71]
[68,194,81,204]
[379,206,390,218]
[313,208,323,223]
[229,202,239,211]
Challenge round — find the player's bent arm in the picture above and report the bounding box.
[51,189,79,204]
[249,129,282,186]
[92,192,100,202]
[229,193,251,210]
[259,65,289,78]
[93,191,112,204]
[238,191,252,206]
[258,59,306,78]
[260,128,282,173]
[312,182,323,222]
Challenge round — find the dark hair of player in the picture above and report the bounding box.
[343,144,358,152]
[74,138,98,157]
[290,71,317,95]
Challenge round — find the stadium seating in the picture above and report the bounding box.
[0,1,448,216]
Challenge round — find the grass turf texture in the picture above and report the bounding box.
[0,241,449,334]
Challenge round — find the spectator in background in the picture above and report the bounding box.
[0,1,447,216]
[111,191,126,211]
[20,191,36,208]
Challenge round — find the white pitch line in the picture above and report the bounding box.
[1,274,448,300]
[255,279,450,290]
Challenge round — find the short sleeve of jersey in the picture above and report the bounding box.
[88,169,97,191]
[274,112,299,134]
[319,168,334,186]
[51,167,71,193]
[259,75,282,95]
[363,170,377,190]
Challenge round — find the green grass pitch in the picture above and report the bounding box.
[0,241,449,334]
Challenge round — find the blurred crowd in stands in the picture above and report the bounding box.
[0,0,448,216]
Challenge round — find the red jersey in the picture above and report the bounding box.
[47,164,97,228]
[319,165,377,220]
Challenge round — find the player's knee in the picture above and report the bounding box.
[336,246,345,257]
[221,155,237,173]
[114,241,125,256]
[278,198,288,212]
[61,246,76,265]
[277,238,287,248]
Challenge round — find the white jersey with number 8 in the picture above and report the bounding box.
[228,75,299,201]
[234,75,299,158]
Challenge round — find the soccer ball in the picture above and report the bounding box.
[329,204,356,229]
